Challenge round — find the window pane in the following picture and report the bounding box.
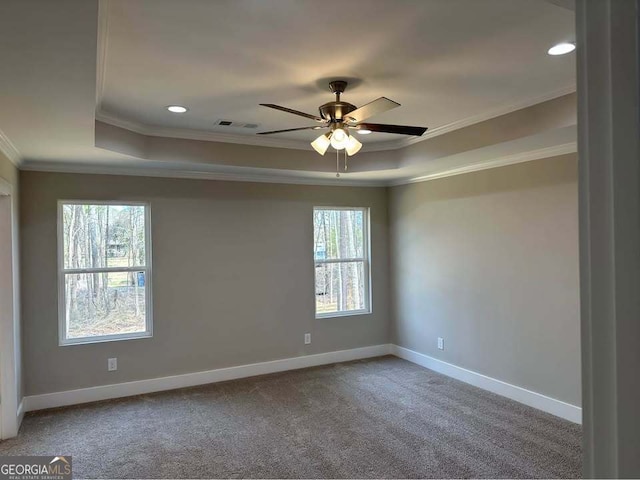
[313,209,364,261]
[63,204,146,269]
[64,271,147,339]
[315,261,366,314]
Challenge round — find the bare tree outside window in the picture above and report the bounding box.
[313,207,370,317]
[59,202,152,344]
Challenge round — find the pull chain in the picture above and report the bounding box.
[344,150,348,171]
[336,149,340,178]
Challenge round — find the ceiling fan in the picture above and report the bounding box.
[258,80,428,156]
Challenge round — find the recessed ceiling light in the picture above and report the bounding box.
[357,129,372,135]
[166,105,188,113]
[548,42,575,56]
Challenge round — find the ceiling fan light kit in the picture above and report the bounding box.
[259,80,428,173]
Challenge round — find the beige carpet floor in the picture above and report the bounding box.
[0,356,582,479]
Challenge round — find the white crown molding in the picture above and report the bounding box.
[390,141,577,186]
[97,109,406,152]
[95,0,110,106]
[96,109,409,153]
[96,84,576,154]
[398,84,577,149]
[96,110,327,151]
[19,159,387,188]
[23,344,392,412]
[0,128,21,167]
[21,141,576,188]
[392,345,582,423]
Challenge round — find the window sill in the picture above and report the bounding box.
[60,331,153,347]
[315,309,372,320]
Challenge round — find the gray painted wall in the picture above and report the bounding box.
[20,155,582,409]
[389,154,581,406]
[20,171,389,396]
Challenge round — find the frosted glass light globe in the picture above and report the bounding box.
[330,128,349,150]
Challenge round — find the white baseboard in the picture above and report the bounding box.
[391,345,582,424]
[23,344,392,412]
[22,343,582,425]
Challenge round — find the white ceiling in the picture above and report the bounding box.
[98,0,575,147]
[0,0,576,185]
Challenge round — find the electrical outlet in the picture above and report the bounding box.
[107,357,118,371]
[304,333,311,345]
[437,337,444,350]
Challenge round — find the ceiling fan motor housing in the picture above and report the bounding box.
[319,102,357,123]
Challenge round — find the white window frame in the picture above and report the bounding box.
[313,206,372,319]
[57,200,153,346]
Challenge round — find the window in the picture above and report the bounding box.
[58,201,152,345]
[313,207,371,318]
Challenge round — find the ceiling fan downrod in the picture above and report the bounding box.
[329,80,348,102]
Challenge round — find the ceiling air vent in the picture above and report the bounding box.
[215,120,259,129]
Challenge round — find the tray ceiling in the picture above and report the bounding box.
[0,0,576,185]
[98,0,575,149]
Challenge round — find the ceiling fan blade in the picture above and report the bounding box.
[344,97,400,123]
[257,125,326,135]
[260,104,324,122]
[356,123,428,136]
